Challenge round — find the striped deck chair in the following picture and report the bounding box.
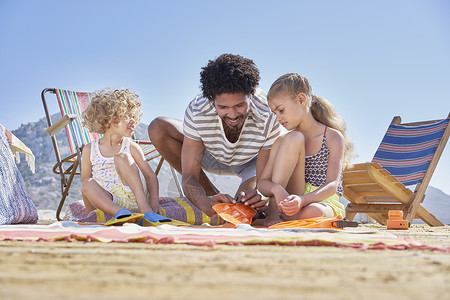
[41,88,182,220]
[343,114,450,226]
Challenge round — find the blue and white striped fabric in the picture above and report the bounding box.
[0,128,38,224]
[372,118,449,186]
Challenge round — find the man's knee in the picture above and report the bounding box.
[148,117,168,141]
[148,117,182,144]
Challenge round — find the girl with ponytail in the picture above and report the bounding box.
[258,73,356,226]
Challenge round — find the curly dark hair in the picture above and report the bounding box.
[200,53,260,100]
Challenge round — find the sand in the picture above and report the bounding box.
[0,224,449,300]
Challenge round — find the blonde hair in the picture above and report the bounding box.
[267,73,356,167]
[82,88,142,134]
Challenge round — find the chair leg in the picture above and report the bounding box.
[367,213,388,225]
[170,166,183,196]
[345,211,356,221]
[155,156,164,176]
[56,160,79,221]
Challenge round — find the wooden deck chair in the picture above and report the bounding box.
[343,114,449,226]
[41,88,182,220]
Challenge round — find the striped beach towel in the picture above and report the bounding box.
[65,197,225,226]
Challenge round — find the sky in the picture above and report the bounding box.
[0,0,449,194]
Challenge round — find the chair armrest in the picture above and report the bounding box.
[43,114,77,137]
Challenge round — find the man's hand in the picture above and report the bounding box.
[211,193,235,204]
[235,189,267,210]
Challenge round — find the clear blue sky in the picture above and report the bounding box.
[1,0,449,194]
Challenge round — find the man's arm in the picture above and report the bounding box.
[181,136,233,217]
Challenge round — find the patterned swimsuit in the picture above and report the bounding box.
[304,127,345,217]
[90,137,148,211]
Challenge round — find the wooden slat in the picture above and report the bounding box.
[359,197,398,203]
[346,203,406,213]
[43,115,70,137]
[343,171,371,180]
[368,164,411,203]
[356,191,395,198]
[345,183,385,192]
[344,163,371,171]
[415,206,445,226]
[342,187,366,204]
[342,177,374,185]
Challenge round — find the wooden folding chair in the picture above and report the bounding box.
[343,114,449,226]
[41,88,182,220]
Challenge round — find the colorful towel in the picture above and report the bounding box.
[64,197,225,226]
[0,222,449,252]
[0,127,38,224]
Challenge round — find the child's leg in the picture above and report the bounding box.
[269,131,306,197]
[262,132,306,226]
[114,152,152,213]
[293,203,335,219]
[81,178,122,215]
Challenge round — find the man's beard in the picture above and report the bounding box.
[222,114,246,132]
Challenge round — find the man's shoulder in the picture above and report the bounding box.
[186,93,215,116]
[250,88,273,120]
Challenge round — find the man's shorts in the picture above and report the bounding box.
[201,150,257,185]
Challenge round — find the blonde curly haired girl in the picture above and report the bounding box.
[81,88,171,226]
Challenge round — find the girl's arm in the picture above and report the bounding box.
[81,144,93,182]
[130,141,160,210]
[80,143,93,209]
[299,128,344,206]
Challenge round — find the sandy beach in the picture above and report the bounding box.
[0,223,449,300]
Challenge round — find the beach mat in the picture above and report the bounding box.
[0,222,449,252]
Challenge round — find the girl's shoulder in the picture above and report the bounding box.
[325,127,344,145]
[128,139,143,153]
[84,142,93,151]
[128,138,139,147]
[81,142,92,158]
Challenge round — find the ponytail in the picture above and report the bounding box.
[311,94,356,168]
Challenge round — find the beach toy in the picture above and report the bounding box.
[139,212,190,227]
[213,203,257,225]
[268,216,358,230]
[387,210,409,229]
[104,209,144,226]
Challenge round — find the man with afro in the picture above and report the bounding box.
[148,54,280,217]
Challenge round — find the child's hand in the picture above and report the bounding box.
[150,201,161,215]
[280,195,302,216]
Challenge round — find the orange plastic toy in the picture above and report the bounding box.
[387,210,409,229]
[212,203,256,225]
[268,216,346,230]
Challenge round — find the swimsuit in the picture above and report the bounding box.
[304,127,345,217]
[90,137,148,211]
